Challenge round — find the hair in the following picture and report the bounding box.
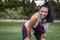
[40,2,54,23]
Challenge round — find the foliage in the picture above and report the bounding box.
[0,0,60,19]
[51,1,60,19]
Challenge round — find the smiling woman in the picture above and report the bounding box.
[39,6,48,19]
[22,2,54,40]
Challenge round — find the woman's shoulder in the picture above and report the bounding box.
[31,12,39,20]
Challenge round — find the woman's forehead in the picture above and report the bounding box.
[40,7,48,11]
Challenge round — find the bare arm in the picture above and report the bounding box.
[27,14,38,38]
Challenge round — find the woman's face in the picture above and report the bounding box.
[39,6,48,19]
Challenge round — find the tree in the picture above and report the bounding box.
[57,0,59,7]
[45,0,47,2]
[57,0,59,4]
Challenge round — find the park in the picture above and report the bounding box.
[0,0,60,40]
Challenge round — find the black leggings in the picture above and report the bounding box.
[22,30,42,40]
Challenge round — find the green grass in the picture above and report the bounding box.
[46,22,60,40]
[0,22,60,40]
[0,22,23,40]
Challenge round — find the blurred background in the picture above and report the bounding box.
[0,0,60,40]
[0,0,60,20]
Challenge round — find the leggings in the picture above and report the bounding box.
[22,25,45,40]
[22,30,42,40]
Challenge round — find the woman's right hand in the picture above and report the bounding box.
[24,37,30,40]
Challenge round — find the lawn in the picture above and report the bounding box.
[0,22,60,40]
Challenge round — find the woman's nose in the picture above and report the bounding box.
[42,12,45,15]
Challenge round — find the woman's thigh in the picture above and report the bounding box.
[34,31,42,40]
[22,30,27,40]
[22,24,27,40]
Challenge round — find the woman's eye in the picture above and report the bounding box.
[41,11,43,12]
[45,12,47,13]
[45,12,48,13]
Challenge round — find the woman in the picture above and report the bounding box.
[22,2,54,40]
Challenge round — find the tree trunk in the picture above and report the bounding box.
[57,0,59,3]
[32,0,34,2]
[57,0,59,6]
[45,0,47,2]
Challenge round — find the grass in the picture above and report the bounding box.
[46,22,60,40]
[0,22,60,40]
[0,22,23,40]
